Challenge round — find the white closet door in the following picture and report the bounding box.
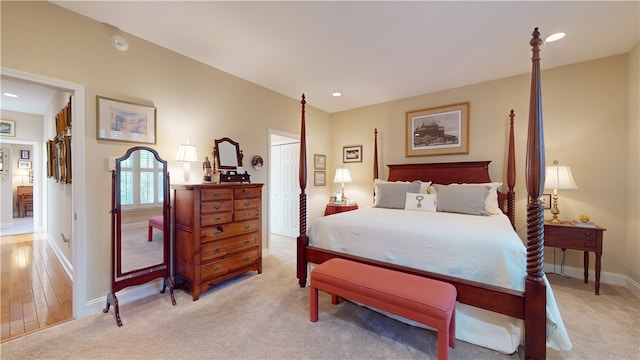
[270,142,299,237]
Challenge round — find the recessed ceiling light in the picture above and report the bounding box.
[3,92,18,98]
[332,92,342,97]
[545,32,566,43]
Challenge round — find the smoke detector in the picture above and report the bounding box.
[111,35,129,51]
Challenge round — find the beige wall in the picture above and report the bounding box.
[330,53,639,283]
[1,2,331,304]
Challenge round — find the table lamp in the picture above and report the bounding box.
[544,160,578,223]
[333,167,352,205]
[175,140,198,182]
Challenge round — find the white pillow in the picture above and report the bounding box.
[404,193,437,212]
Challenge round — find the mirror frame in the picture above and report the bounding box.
[106,146,175,326]
[214,137,242,170]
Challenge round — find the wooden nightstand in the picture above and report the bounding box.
[544,221,606,295]
[324,203,358,216]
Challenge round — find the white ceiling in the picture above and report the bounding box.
[3,1,639,115]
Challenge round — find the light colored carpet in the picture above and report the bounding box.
[0,235,638,359]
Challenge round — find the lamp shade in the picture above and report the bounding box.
[544,163,577,190]
[333,168,352,184]
[175,143,199,163]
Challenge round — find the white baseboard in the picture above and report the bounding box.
[544,262,640,298]
[85,278,168,316]
[46,236,73,281]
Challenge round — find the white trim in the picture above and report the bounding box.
[1,67,88,318]
[544,262,640,298]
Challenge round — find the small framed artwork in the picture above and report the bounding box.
[20,150,30,160]
[18,160,32,169]
[0,119,16,137]
[96,96,157,144]
[406,102,469,157]
[29,171,34,183]
[314,171,326,186]
[314,154,326,170]
[541,194,552,210]
[343,145,362,163]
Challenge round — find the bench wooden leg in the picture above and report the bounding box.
[148,225,153,242]
[449,310,456,349]
[310,286,319,322]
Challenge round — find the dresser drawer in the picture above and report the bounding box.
[201,200,232,213]
[234,187,261,199]
[234,198,260,211]
[234,209,259,221]
[201,188,233,201]
[201,248,259,281]
[201,233,259,262]
[201,212,233,227]
[201,220,259,242]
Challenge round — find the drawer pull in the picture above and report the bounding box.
[214,247,222,253]
[214,216,222,221]
[244,225,251,230]
[244,256,251,261]
[214,192,222,196]
[584,232,591,236]
[214,266,221,271]
[244,239,251,244]
[243,189,250,194]
[243,202,250,207]
[214,204,222,210]
[215,225,223,235]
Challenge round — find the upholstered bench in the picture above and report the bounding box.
[148,216,163,242]
[310,258,457,360]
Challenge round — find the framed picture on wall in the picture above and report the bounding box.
[0,119,15,137]
[96,96,157,144]
[20,150,30,159]
[343,145,362,163]
[314,171,326,186]
[18,160,32,169]
[406,102,469,157]
[314,154,326,170]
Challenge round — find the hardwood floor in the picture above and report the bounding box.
[1,232,72,342]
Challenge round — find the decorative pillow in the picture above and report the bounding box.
[461,182,503,215]
[404,193,437,212]
[433,183,492,215]
[373,179,430,206]
[373,181,421,209]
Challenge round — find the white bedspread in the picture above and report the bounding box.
[308,207,572,354]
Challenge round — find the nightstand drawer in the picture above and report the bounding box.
[545,226,597,241]
[544,225,597,250]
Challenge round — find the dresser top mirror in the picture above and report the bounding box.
[214,137,243,170]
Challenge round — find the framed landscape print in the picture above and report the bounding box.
[97,96,157,144]
[406,102,469,156]
[0,119,15,137]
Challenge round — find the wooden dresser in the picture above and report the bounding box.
[172,183,263,300]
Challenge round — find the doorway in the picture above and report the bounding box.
[1,68,87,328]
[269,130,300,239]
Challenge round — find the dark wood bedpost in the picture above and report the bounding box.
[524,27,547,360]
[373,128,379,198]
[297,94,309,287]
[507,110,516,228]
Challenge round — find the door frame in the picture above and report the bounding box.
[268,128,300,245]
[1,67,88,319]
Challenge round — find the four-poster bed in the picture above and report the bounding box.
[296,28,565,359]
